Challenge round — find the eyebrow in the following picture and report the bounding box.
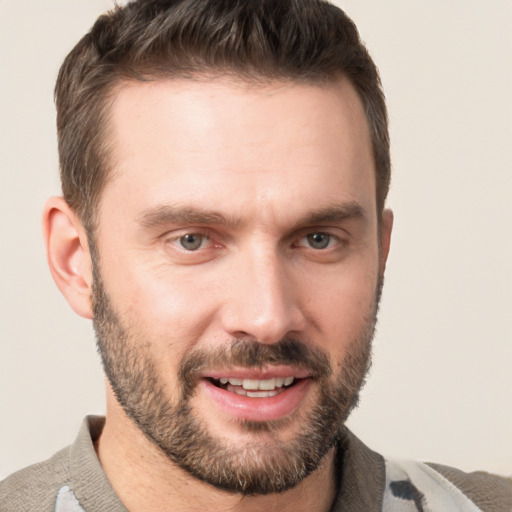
[137,201,366,231]
[297,201,365,227]
[137,205,240,230]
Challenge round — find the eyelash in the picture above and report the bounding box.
[164,230,345,254]
[296,232,340,250]
[166,231,214,252]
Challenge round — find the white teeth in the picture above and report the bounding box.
[259,377,276,390]
[220,376,295,391]
[226,385,280,398]
[275,377,285,387]
[246,390,278,398]
[242,379,259,390]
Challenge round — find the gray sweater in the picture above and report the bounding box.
[1,416,511,511]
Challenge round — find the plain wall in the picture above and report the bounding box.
[0,0,511,479]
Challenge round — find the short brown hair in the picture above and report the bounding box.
[55,0,390,232]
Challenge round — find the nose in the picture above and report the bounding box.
[220,246,306,344]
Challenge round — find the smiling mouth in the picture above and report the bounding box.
[208,376,299,398]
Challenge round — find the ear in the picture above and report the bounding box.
[42,196,93,319]
[379,208,393,275]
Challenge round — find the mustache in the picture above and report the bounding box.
[178,337,333,393]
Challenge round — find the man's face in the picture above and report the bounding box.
[92,77,388,494]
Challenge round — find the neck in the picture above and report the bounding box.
[96,403,338,512]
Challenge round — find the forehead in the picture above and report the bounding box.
[100,77,376,229]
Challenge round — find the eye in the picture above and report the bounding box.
[303,232,335,250]
[178,233,208,251]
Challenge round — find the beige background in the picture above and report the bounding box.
[0,0,511,479]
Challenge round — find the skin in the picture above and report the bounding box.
[43,76,393,512]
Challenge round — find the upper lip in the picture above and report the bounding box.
[200,365,312,381]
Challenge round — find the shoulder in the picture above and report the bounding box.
[0,446,71,512]
[427,462,512,512]
[383,457,512,512]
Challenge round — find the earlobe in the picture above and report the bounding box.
[379,208,393,274]
[42,196,93,319]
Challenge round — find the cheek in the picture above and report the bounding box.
[303,261,378,354]
[103,262,223,361]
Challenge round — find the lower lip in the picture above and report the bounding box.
[200,378,311,422]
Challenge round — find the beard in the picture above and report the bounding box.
[92,262,381,495]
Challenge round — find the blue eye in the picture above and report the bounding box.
[306,233,332,249]
[178,233,206,250]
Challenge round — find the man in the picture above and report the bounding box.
[1,0,510,511]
